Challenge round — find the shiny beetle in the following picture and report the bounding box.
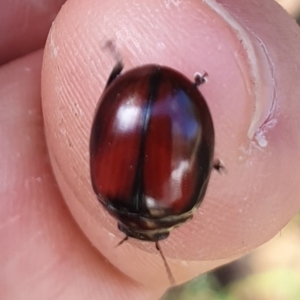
[90,59,222,284]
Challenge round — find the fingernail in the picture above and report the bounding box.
[206,0,277,147]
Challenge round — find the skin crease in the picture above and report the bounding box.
[1,0,300,299]
[0,0,66,65]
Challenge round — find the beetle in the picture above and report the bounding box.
[90,58,222,284]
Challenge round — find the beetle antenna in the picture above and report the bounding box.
[155,241,176,286]
[115,235,129,248]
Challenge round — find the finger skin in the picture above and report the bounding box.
[1,0,299,299]
[0,0,66,65]
[0,51,155,300]
[42,0,300,288]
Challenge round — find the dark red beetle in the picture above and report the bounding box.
[90,59,222,284]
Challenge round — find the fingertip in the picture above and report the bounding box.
[42,0,300,288]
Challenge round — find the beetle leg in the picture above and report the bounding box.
[105,61,124,88]
[194,71,208,86]
[213,159,226,174]
[103,40,124,88]
[115,235,129,247]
